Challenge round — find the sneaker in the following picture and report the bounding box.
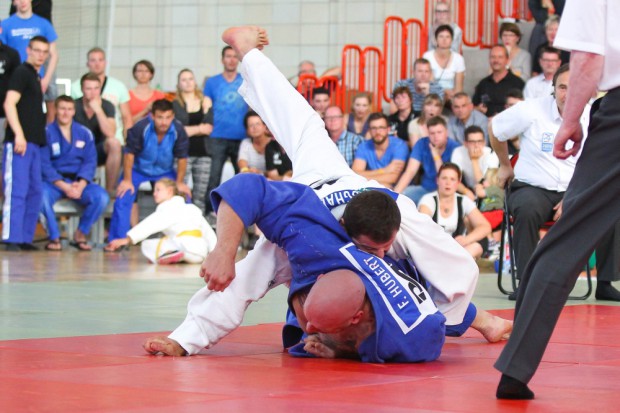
[157,250,185,265]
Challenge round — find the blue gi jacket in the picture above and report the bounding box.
[211,174,446,363]
[41,121,97,183]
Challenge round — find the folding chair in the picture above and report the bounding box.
[496,188,593,300]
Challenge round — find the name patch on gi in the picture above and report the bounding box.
[75,140,85,149]
[51,142,61,156]
[322,187,399,210]
[340,243,438,334]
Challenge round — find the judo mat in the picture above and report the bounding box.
[2,306,620,412]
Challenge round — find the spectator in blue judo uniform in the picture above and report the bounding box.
[40,95,109,251]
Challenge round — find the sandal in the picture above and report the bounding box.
[45,240,63,251]
[70,240,92,251]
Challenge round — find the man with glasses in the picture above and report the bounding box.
[324,105,363,167]
[451,125,499,200]
[524,47,563,99]
[352,112,409,188]
[2,36,49,251]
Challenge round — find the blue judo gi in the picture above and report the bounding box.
[39,121,109,241]
[211,174,448,363]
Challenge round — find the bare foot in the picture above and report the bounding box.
[471,309,513,343]
[303,335,336,358]
[143,336,187,356]
[221,26,269,60]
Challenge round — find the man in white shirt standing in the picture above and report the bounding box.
[495,0,620,398]
[523,46,562,99]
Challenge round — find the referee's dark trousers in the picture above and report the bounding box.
[495,87,620,383]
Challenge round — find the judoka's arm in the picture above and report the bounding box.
[200,200,245,292]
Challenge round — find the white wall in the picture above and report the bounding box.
[2,0,427,91]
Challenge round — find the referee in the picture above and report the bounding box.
[495,0,620,399]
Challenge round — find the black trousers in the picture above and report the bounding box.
[495,87,620,383]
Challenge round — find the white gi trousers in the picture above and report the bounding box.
[169,49,478,354]
[141,234,209,264]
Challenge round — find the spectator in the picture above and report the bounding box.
[352,112,408,188]
[388,86,415,143]
[528,0,565,58]
[311,87,330,118]
[238,111,270,175]
[344,92,372,138]
[106,178,216,264]
[450,125,499,199]
[9,0,52,22]
[473,44,525,117]
[395,116,461,204]
[423,24,465,101]
[128,60,165,124]
[428,1,463,53]
[172,68,213,213]
[71,47,133,143]
[531,15,570,75]
[2,36,49,251]
[73,73,120,194]
[1,0,58,123]
[447,92,489,144]
[504,89,525,155]
[289,59,316,94]
[418,163,491,259]
[0,24,21,196]
[476,167,505,258]
[324,105,363,167]
[104,99,190,252]
[525,46,562,100]
[408,93,444,147]
[392,58,444,117]
[265,139,292,181]
[203,46,248,216]
[39,95,109,251]
[499,22,532,81]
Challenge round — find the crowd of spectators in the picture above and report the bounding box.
[3,0,617,286]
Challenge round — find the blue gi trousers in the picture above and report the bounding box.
[40,180,109,240]
[108,169,176,241]
[2,142,42,244]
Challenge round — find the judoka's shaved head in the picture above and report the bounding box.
[304,269,366,333]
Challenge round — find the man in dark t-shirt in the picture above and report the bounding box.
[265,139,292,180]
[2,36,49,251]
[73,72,120,193]
[473,45,525,117]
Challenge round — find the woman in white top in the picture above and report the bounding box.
[106,179,217,264]
[238,111,271,174]
[423,24,465,102]
[418,163,491,259]
[500,22,532,81]
[427,1,463,53]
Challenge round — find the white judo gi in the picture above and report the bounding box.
[127,196,217,264]
[169,48,478,355]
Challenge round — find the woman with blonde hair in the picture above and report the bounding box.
[106,178,216,264]
[172,68,213,212]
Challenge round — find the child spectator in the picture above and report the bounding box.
[106,178,216,264]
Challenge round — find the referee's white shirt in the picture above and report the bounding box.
[492,95,589,191]
[555,0,620,91]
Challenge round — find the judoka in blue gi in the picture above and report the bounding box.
[144,27,512,359]
[2,36,49,251]
[105,99,191,251]
[39,96,109,251]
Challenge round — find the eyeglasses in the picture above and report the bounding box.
[435,9,449,13]
[324,115,343,120]
[30,48,49,54]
